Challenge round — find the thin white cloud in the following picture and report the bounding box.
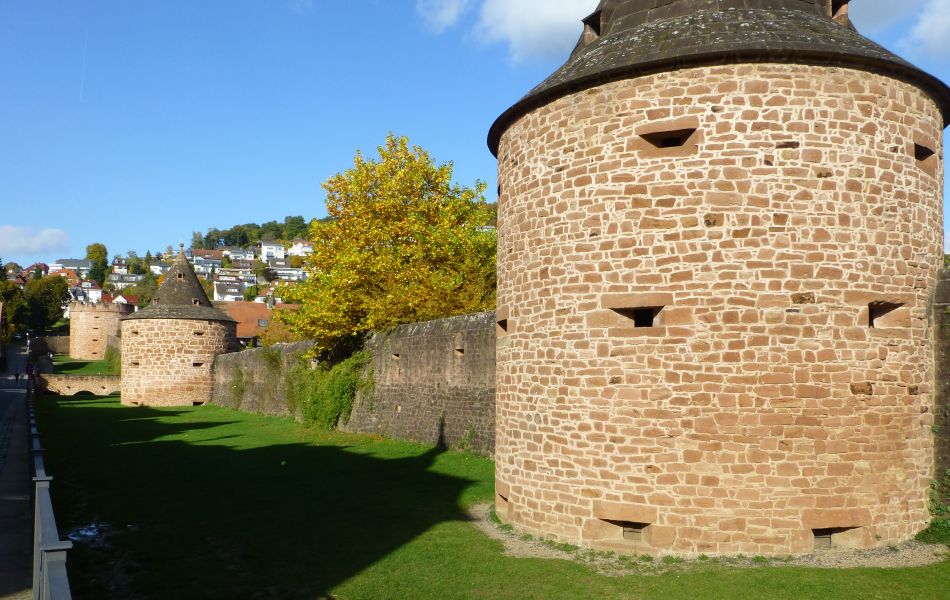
[0,226,69,255]
[899,0,950,59]
[417,0,473,33]
[849,0,925,34]
[474,0,597,62]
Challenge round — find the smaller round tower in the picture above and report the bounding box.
[69,301,133,360]
[120,249,236,407]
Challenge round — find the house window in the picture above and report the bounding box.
[258,319,269,327]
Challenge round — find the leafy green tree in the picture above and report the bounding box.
[260,221,283,242]
[0,280,29,341]
[127,251,149,275]
[24,275,70,331]
[283,216,309,240]
[199,276,214,299]
[243,285,259,301]
[277,134,496,353]
[4,261,22,274]
[85,243,108,264]
[86,242,109,286]
[122,271,160,307]
[191,232,206,251]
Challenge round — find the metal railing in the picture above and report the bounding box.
[27,386,73,600]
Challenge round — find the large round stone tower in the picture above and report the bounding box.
[490,0,950,556]
[69,301,133,360]
[121,249,236,407]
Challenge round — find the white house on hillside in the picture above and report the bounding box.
[222,247,256,261]
[288,240,314,257]
[214,281,245,302]
[260,242,285,260]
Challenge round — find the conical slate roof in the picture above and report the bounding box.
[123,249,235,322]
[488,0,950,155]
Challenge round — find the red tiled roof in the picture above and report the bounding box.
[101,293,139,305]
[216,301,272,339]
[55,269,81,285]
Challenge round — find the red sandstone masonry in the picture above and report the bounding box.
[121,318,235,407]
[69,302,132,360]
[495,64,945,556]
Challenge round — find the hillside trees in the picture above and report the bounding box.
[277,134,496,353]
[0,280,28,341]
[24,275,70,331]
[191,215,313,250]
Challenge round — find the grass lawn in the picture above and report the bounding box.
[51,355,116,376]
[37,393,950,600]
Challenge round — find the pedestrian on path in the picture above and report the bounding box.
[14,372,20,384]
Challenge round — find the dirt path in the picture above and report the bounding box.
[467,504,950,575]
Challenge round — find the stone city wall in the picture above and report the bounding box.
[344,312,496,454]
[105,335,120,356]
[933,270,950,506]
[211,312,496,455]
[36,336,70,356]
[39,374,121,397]
[211,341,315,417]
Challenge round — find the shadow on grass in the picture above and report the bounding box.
[37,393,477,600]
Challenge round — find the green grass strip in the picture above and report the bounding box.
[37,393,950,600]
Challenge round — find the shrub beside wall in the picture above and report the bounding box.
[211,341,315,418]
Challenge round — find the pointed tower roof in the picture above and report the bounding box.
[123,246,235,323]
[488,0,950,155]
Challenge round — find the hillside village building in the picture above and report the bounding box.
[120,249,236,407]
[490,0,948,555]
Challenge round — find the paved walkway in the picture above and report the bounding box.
[0,343,33,600]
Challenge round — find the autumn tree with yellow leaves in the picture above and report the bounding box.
[277,134,496,353]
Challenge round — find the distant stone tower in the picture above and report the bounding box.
[120,249,236,407]
[69,301,133,360]
[490,0,949,556]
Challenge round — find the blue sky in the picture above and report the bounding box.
[0,0,947,266]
